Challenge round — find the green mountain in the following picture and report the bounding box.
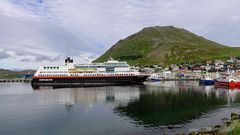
[95,26,240,66]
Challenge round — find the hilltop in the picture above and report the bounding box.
[95,26,240,66]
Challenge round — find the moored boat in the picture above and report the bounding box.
[199,76,214,85]
[147,73,161,81]
[214,77,240,88]
[31,57,150,88]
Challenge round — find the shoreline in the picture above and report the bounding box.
[188,112,240,135]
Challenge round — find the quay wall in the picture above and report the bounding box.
[0,79,32,83]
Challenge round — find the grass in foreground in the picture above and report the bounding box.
[227,123,240,135]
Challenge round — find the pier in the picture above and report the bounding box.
[0,79,32,83]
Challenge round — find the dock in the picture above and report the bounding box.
[0,79,32,83]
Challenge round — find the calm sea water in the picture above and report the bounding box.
[1,81,240,135]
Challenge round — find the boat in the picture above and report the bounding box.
[199,71,214,85]
[31,57,150,88]
[199,76,214,85]
[214,69,240,88]
[147,73,161,81]
[214,76,240,88]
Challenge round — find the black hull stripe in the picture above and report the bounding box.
[31,76,149,88]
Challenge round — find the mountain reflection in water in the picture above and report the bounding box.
[114,81,240,127]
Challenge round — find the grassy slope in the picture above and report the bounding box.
[0,69,35,79]
[95,26,240,66]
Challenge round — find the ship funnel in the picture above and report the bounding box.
[65,57,73,64]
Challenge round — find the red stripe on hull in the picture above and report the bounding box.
[33,75,146,79]
[215,81,240,87]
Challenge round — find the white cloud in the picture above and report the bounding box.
[0,0,240,69]
[44,0,240,46]
[0,0,38,19]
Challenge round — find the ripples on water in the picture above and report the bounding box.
[0,81,240,135]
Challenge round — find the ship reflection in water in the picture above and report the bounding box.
[34,86,140,113]
[1,81,240,135]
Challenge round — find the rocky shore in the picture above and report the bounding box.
[187,112,240,135]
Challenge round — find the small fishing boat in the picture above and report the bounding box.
[214,77,240,87]
[199,72,214,85]
[214,69,240,88]
[147,73,161,81]
[199,76,214,85]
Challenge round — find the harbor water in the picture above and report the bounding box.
[1,81,240,135]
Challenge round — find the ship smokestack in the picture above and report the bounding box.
[65,57,73,64]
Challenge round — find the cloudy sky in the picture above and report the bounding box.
[0,0,239,69]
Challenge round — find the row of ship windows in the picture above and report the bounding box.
[40,71,67,73]
[83,74,135,76]
[76,66,129,68]
[43,67,60,69]
[38,74,135,76]
[43,66,128,69]
[42,67,129,70]
[39,74,67,76]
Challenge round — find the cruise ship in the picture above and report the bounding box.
[31,57,150,88]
